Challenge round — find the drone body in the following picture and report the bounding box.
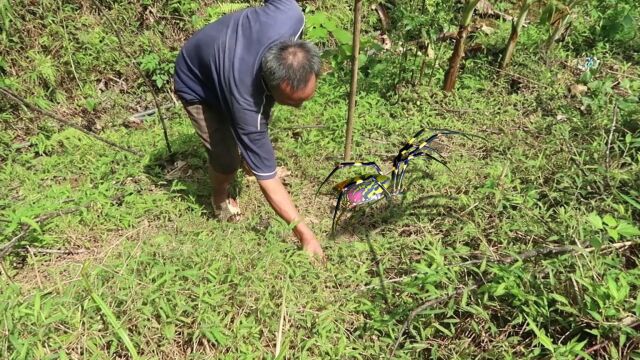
[335,174,391,208]
[317,128,477,233]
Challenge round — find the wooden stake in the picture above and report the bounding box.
[344,0,363,161]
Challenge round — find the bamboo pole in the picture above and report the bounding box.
[443,0,480,92]
[344,0,363,161]
[500,0,532,69]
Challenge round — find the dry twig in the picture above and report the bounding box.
[481,63,551,89]
[275,287,287,357]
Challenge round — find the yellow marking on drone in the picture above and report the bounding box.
[408,137,416,144]
[419,142,427,148]
[335,178,357,190]
[354,162,362,166]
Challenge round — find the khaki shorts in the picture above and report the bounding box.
[182,102,241,175]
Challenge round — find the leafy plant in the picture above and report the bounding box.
[305,11,379,72]
[138,50,177,89]
[588,212,640,242]
[599,5,637,42]
[540,0,579,52]
[191,3,249,29]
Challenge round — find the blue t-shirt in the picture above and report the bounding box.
[174,0,304,180]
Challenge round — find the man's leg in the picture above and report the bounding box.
[209,165,236,208]
[182,102,242,220]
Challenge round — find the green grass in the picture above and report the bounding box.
[1,0,639,359]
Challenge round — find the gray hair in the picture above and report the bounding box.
[262,40,321,92]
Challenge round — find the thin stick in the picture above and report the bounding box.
[0,261,14,283]
[577,340,611,359]
[361,239,635,292]
[604,68,640,81]
[344,0,363,161]
[426,45,441,89]
[24,247,88,255]
[606,102,618,171]
[89,0,172,155]
[389,240,639,356]
[27,246,43,289]
[0,229,31,260]
[0,87,142,157]
[390,282,482,357]
[275,287,286,357]
[481,63,550,89]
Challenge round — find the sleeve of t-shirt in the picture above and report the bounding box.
[231,106,277,180]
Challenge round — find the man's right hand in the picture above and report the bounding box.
[257,177,326,263]
[296,226,325,261]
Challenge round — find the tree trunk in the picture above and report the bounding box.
[500,28,519,70]
[500,1,531,69]
[442,0,479,92]
[443,25,469,92]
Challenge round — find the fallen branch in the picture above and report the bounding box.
[24,247,88,255]
[389,240,639,356]
[604,68,640,82]
[480,63,551,89]
[0,87,142,157]
[0,207,83,259]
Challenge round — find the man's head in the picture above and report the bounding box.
[262,40,321,108]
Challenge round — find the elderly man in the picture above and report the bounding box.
[173,0,324,259]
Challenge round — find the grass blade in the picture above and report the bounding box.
[82,264,140,360]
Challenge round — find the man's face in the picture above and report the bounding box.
[271,74,317,108]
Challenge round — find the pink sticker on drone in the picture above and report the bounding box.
[347,190,364,204]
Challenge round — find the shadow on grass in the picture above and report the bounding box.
[142,132,246,218]
[321,171,462,307]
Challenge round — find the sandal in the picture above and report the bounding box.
[212,198,242,222]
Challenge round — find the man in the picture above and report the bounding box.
[173,0,325,259]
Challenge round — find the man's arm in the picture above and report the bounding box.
[257,177,324,258]
[231,106,323,258]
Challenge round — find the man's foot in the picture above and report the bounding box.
[212,197,242,222]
